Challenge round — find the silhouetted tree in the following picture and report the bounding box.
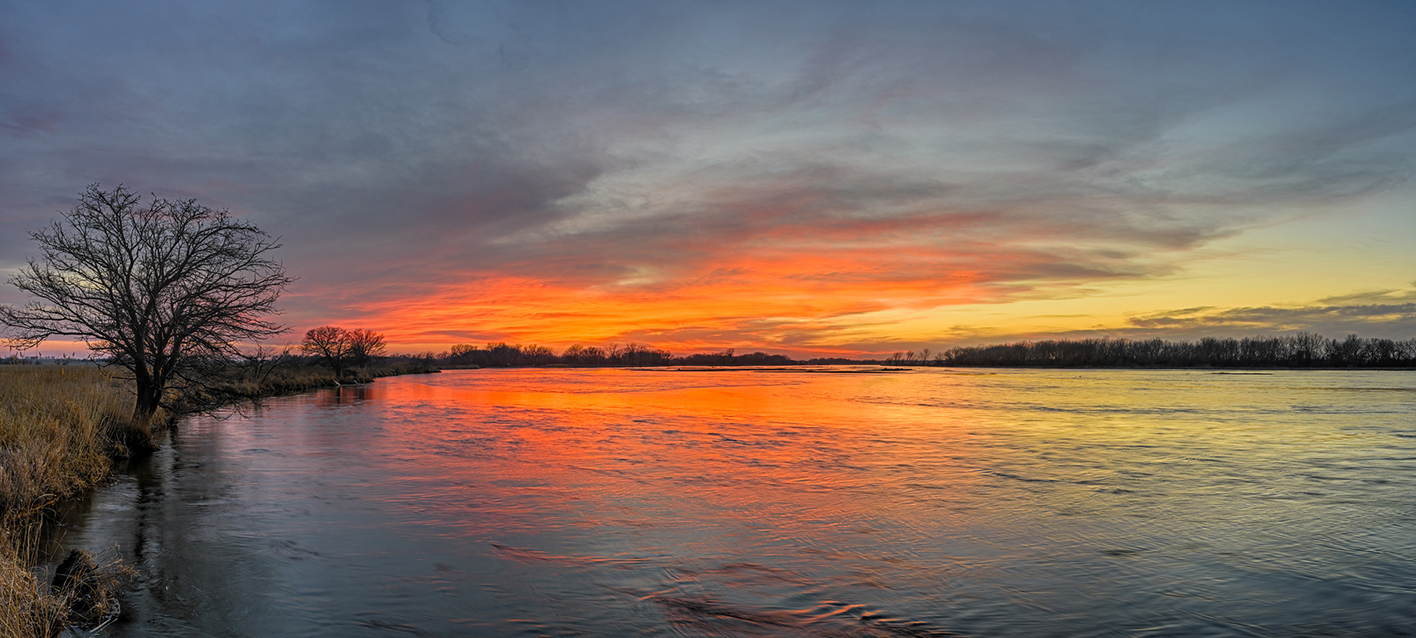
[1,184,290,419]
[485,342,521,366]
[301,326,385,377]
[346,328,387,366]
[561,344,603,366]
[934,334,1415,368]
[606,343,672,366]
[301,326,352,377]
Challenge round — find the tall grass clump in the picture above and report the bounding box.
[0,366,139,516]
[1,532,131,637]
[1,366,138,637]
[187,357,441,409]
[0,535,65,638]
[0,359,432,635]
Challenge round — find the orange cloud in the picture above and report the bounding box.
[320,230,1144,356]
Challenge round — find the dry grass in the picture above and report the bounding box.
[0,536,64,638]
[1,528,131,638]
[225,364,351,395]
[194,359,439,406]
[1,366,138,638]
[0,366,140,516]
[0,360,436,636]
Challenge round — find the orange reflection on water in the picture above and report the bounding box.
[311,369,995,540]
[114,367,1416,636]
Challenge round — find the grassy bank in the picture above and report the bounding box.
[0,366,141,637]
[0,359,438,636]
[0,360,436,514]
[175,359,438,415]
[0,367,140,516]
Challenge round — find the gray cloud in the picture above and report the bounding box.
[3,0,1414,339]
[973,288,1416,345]
[1125,303,1416,336]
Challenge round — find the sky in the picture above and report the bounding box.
[2,0,1414,358]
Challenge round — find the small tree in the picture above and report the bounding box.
[1,184,291,420]
[346,328,386,367]
[301,326,352,377]
[300,326,385,377]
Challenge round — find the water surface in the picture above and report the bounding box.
[63,368,1416,636]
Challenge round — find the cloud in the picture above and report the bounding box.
[1127,304,1416,333]
[2,1,1415,353]
[1119,288,1416,339]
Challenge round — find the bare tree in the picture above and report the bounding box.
[301,325,352,377]
[300,326,386,376]
[346,328,387,367]
[1,184,291,420]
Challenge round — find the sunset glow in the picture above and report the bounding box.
[2,2,1413,357]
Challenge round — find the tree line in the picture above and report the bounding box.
[892,333,1416,368]
[439,343,796,368]
[429,334,1416,370]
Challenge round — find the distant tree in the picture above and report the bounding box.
[561,344,607,366]
[300,326,385,377]
[0,184,290,420]
[1326,334,1365,367]
[561,344,588,364]
[932,333,1416,368]
[485,342,521,367]
[606,343,671,366]
[521,344,556,365]
[346,328,387,366]
[301,326,352,377]
[446,344,478,366]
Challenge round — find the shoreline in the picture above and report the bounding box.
[0,362,436,637]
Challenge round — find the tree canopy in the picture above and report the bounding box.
[1,184,291,418]
[300,326,386,377]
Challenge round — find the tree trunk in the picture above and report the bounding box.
[134,378,163,419]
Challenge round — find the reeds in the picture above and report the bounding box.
[1,528,131,638]
[0,535,64,638]
[188,359,439,407]
[0,366,139,516]
[0,366,137,638]
[0,360,435,636]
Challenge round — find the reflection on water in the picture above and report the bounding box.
[59,368,1416,637]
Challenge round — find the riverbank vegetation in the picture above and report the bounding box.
[431,333,1416,369]
[0,367,142,516]
[0,366,138,637]
[442,342,796,368]
[0,352,434,514]
[0,184,291,423]
[920,333,1416,368]
[0,352,434,636]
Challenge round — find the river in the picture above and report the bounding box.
[55,367,1416,636]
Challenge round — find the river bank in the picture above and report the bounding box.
[1,366,134,638]
[0,361,437,637]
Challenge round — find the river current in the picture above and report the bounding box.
[57,368,1416,636]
